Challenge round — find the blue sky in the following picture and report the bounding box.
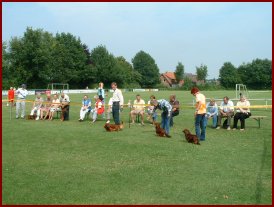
[2,2,272,79]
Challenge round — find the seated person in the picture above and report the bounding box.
[216,96,234,130]
[169,94,180,127]
[30,92,43,120]
[48,94,61,120]
[106,97,113,124]
[90,95,104,123]
[40,93,52,120]
[233,96,251,131]
[79,95,92,121]
[130,94,146,125]
[60,92,70,121]
[147,95,157,125]
[205,98,218,128]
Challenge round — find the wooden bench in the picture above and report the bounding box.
[250,116,267,128]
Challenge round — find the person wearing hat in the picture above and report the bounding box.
[15,84,28,119]
[205,98,218,128]
[191,87,206,141]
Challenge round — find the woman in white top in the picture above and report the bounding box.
[232,96,251,131]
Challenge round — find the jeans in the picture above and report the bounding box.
[170,110,179,127]
[205,114,217,128]
[112,102,120,124]
[195,114,206,140]
[161,112,171,135]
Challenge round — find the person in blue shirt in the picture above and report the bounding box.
[151,99,172,136]
[79,95,91,121]
[97,82,105,102]
[205,98,218,128]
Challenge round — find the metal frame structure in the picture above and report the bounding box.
[235,84,248,99]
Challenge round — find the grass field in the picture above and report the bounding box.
[2,90,272,204]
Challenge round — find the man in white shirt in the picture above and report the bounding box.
[111,82,124,125]
[130,94,146,125]
[16,84,28,119]
[216,96,234,130]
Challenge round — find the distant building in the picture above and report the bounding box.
[160,72,183,88]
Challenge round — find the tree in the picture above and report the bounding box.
[238,59,272,89]
[8,27,56,88]
[219,62,241,89]
[196,64,208,83]
[50,32,88,88]
[2,41,13,89]
[90,45,118,87]
[132,50,160,88]
[174,62,184,83]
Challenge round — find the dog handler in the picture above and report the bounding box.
[191,87,206,141]
[110,82,124,125]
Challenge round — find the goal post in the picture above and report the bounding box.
[47,83,69,94]
[235,84,249,99]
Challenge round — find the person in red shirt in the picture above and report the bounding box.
[7,87,15,107]
[90,95,104,123]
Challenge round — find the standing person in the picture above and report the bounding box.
[7,87,15,107]
[151,99,172,136]
[169,94,180,127]
[79,95,92,121]
[216,96,234,130]
[191,87,206,141]
[111,82,124,125]
[30,92,44,120]
[98,82,105,102]
[233,96,251,131]
[205,98,218,128]
[59,92,70,121]
[15,84,28,119]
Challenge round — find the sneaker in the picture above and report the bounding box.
[106,120,110,124]
[16,116,19,119]
[141,122,145,126]
[216,126,220,129]
[232,128,236,130]
[240,128,245,131]
[227,127,231,130]
[35,117,39,121]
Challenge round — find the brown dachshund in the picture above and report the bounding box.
[104,121,124,132]
[154,122,171,138]
[182,129,200,145]
[27,115,37,120]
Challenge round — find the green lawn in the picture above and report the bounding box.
[2,90,272,204]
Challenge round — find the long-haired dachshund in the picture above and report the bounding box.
[104,121,124,132]
[154,122,171,138]
[27,115,37,120]
[182,129,200,145]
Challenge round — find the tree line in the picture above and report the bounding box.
[2,27,272,90]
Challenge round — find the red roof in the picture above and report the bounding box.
[163,72,176,80]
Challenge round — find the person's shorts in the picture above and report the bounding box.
[50,107,58,112]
